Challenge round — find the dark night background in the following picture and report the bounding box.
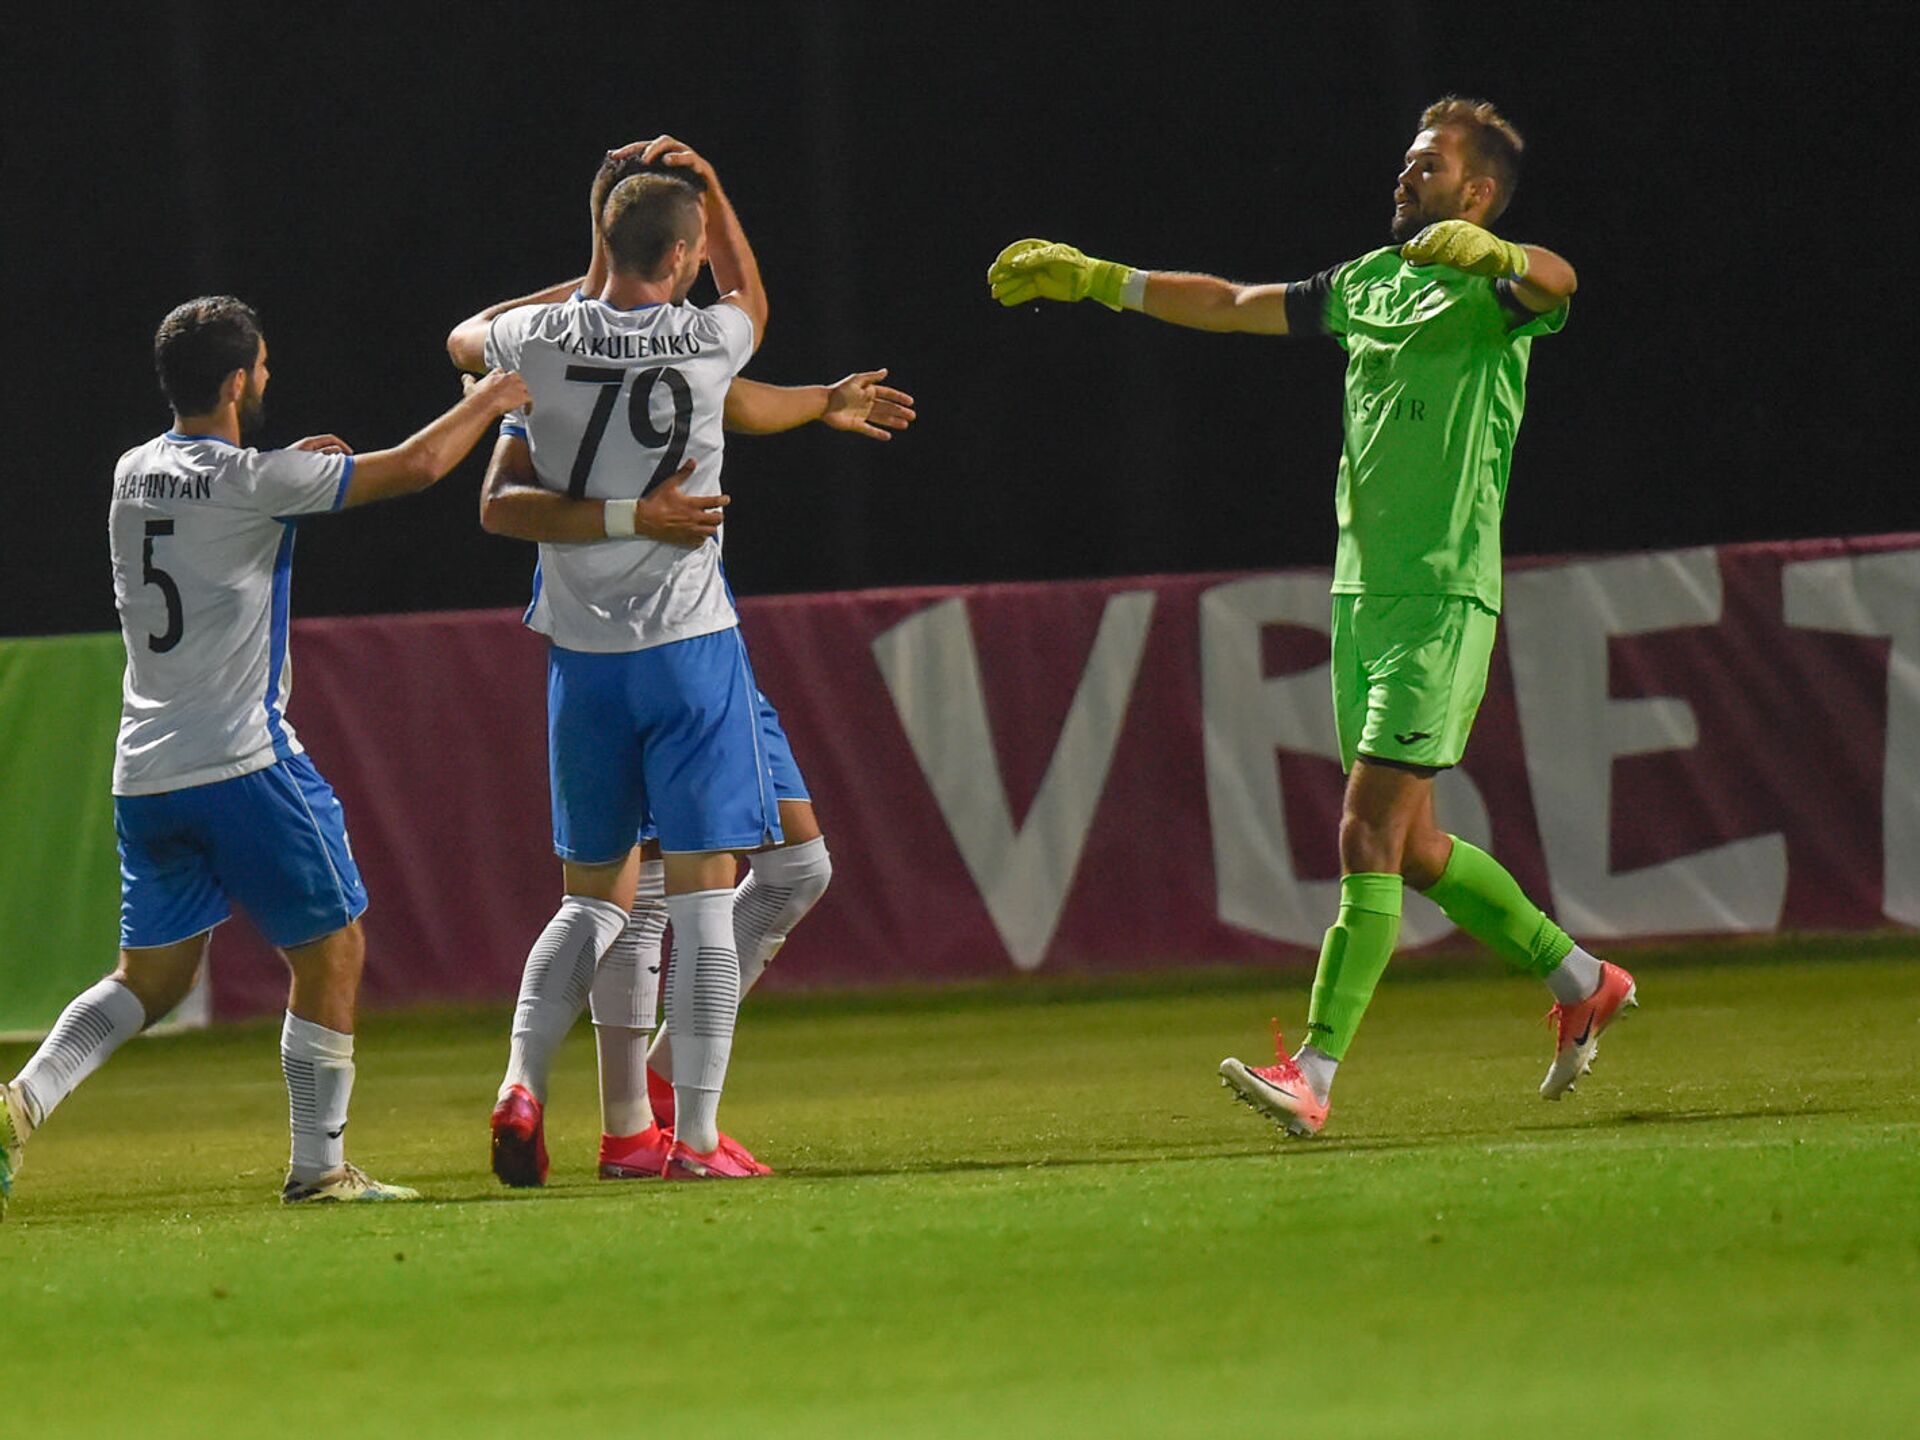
[3,1,1911,638]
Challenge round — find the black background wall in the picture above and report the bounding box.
[4,1,1910,637]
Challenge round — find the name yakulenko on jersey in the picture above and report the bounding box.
[556,330,706,360]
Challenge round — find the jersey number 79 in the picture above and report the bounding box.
[561,364,693,500]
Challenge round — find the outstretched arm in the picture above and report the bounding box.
[342,370,531,508]
[988,238,1292,335]
[477,431,728,546]
[1140,274,1292,334]
[447,277,583,373]
[724,371,917,440]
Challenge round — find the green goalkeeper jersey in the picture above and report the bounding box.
[1284,245,1568,612]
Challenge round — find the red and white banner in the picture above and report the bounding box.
[206,533,1920,1018]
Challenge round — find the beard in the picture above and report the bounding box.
[237,384,265,438]
[1390,189,1464,242]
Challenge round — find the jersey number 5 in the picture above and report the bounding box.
[562,364,693,501]
[142,519,184,654]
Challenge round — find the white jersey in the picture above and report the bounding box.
[108,432,352,795]
[486,295,755,654]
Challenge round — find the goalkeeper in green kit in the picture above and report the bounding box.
[989,96,1635,1136]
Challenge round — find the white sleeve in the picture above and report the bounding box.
[700,302,757,378]
[484,306,539,373]
[242,447,354,517]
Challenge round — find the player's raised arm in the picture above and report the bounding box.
[340,369,530,508]
[640,134,767,349]
[724,371,917,440]
[477,432,728,547]
[987,238,1293,336]
[1399,219,1577,311]
[447,278,585,374]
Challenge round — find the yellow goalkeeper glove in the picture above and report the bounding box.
[1400,220,1530,279]
[988,238,1134,311]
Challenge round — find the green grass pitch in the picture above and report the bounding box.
[4,944,1917,1438]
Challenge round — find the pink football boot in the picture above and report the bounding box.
[1218,1026,1330,1137]
[597,1122,674,1180]
[489,1084,548,1187]
[1541,962,1638,1099]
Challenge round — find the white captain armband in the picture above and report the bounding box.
[604,499,638,538]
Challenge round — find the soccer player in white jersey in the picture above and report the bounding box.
[446,135,786,1181]
[454,138,913,1184]
[0,298,528,1214]
[478,334,913,1182]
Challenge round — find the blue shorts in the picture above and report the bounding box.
[115,753,369,950]
[549,627,782,862]
[635,688,809,846]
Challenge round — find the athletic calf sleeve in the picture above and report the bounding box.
[1305,873,1403,1062]
[590,863,667,1032]
[504,895,628,1102]
[645,839,833,1104]
[733,837,832,991]
[594,863,668,1138]
[1420,837,1574,978]
[11,976,146,1129]
[281,1011,354,1181]
[663,888,740,1153]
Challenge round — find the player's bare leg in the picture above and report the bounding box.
[281,921,417,1203]
[3,933,207,1217]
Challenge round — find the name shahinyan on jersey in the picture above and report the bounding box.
[115,471,216,501]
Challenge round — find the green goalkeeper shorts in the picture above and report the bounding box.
[1330,593,1499,773]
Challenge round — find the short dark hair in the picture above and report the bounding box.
[600,169,706,278]
[1420,95,1524,222]
[154,296,263,414]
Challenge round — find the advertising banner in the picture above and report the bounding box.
[4,533,1915,1027]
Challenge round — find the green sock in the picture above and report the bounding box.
[1420,837,1573,978]
[1304,873,1403,1061]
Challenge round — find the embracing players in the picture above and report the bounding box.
[1,298,527,1213]
[988,96,1635,1136]
[447,136,904,1180]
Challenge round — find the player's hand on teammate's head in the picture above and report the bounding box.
[824,369,917,441]
[987,239,1129,309]
[635,459,728,547]
[1399,219,1529,279]
[467,368,533,415]
[635,134,719,191]
[290,434,354,456]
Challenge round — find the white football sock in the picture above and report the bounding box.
[1293,1044,1338,1101]
[732,837,832,990]
[644,839,832,1117]
[663,888,739,1154]
[281,1012,355,1182]
[502,896,628,1103]
[12,976,147,1129]
[1544,945,1605,1005]
[593,862,667,1137]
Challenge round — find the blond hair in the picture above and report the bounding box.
[602,173,704,278]
[1420,95,1524,222]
